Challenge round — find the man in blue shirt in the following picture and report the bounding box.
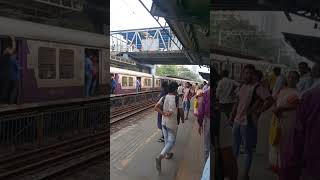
[0,36,16,105]
[8,51,19,104]
[85,52,93,97]
[111,74,116,94]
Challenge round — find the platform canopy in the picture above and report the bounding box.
[199,72,210,81]
[150,0,209,65]
[211,0,320,22]
[282,32,320,64]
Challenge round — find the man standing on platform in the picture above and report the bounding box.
[272,67,286,97]
[297,62,313,94]
[229,64,273,180]
[216,70,239,119]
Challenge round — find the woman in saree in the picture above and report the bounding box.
[269,71,300,179]
[194,84,204,116]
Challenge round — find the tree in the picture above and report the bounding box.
[156,65,178,76]
[211,13,287,64]
[156,65,202,82]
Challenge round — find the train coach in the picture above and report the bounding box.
[211,53,289,81]
[0,16,109,104]
[110,67,198,94]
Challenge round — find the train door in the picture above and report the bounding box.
[84,48,100,96]
[0,36,20,104]
[136,77,141,92]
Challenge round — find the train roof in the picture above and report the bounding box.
[0,16,108,48]
[154,75,197,84]
[212,53,287,68]
[110,67,153,78]
[165,75,192,81]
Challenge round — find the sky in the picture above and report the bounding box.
[110,0,210,74]
[110,0,166,31]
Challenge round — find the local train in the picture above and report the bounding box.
[110,67,198,94]
[211,53,289,81]
[0,16,109,104]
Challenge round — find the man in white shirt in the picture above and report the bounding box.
[177,83,184,96]
[301,63,320,96]
[216,70,240,119]
[154,82,179,173]
[297,62,313,94]
[272,67,286,97]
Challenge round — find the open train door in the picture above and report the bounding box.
[136,76,141,92]
[84,48,100,96]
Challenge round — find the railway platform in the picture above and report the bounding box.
[110,109,204,180]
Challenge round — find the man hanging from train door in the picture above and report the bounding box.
[111,74,116,94]
[84,49,93,97]
[136,77,141,92]
[229,64,273,180]
[0,35,16,105]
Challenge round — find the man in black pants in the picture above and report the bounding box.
[0,36,16,105]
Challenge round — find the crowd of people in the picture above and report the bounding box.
[153,80,210,175]
[84,50,99,97]
[213,62,320,180]
[0,35,19,106]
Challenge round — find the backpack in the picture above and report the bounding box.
[161,95,180,125]
[247,84,263,126]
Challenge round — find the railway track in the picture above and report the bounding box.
[0,98,156,179]
[110,100,157,124]
[0,130,108,180]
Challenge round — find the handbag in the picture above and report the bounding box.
[269,114,281,146]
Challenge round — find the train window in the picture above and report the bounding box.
[59,49,74,79]
[156,79,160,86]
[122,76,128,87]
[144,79,147,86]
[147,79,151,86]
[38,47,57,79]
[128,77,134,87]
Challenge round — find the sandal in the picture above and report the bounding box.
[165,153,174,159]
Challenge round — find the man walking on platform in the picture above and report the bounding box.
[154,82,179,174]
[183,82,193,120]
[229,64,273,180]
[157,81,168,143]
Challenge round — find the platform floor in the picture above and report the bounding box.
[110,110,204,180]
[237,109,278,180]
[110,107,278,180]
